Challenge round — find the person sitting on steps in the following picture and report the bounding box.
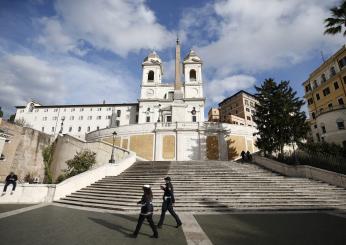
[2,172,18,195]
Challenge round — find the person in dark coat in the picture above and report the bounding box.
[157,176,182,229]
[246,151,252,162]
[240,150,246,162]
[2,172,18,195]
[132,184,158,238]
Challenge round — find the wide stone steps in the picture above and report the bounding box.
[54,160,346,212]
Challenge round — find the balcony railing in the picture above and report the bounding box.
[315,104,346,117]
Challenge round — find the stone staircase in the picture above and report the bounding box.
[54,161,346,212]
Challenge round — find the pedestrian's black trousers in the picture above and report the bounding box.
[134,214,158,236]
[158,199,181,226]
[3,181,16,192]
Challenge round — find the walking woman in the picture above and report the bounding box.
[157,176,182,228]
[133,184,158,238]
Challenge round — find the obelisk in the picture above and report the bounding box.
[174,37,183,100]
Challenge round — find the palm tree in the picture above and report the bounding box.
[324,1,346,36]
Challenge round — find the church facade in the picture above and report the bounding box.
[14,40,257,161]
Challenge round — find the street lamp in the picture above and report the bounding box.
[59,118,65,134]
[109,131,117,163]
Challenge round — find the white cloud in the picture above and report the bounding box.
[0,54,137,117]
[181,0,344,76]
[37,0,175,57]
[206,74,256,104]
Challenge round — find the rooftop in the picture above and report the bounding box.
[219,90,256,106]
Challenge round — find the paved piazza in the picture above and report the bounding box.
[0,205,346,245]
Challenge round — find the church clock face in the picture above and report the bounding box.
[192,88,199,97]
[146,89,154,97]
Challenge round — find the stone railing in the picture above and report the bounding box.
[253,155,346,189]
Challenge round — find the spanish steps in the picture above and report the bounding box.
[54,161,346,212]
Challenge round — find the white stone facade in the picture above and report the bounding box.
[15,102,138,139]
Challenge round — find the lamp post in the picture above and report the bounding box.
[59,118,65,134]
[109,131,117,163]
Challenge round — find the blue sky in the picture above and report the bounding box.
[0,0,344,118]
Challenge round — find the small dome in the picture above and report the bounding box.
[183,49,202,63]
[143,50,162,64]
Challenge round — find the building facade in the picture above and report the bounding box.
[208,108,220,122]
[218,90,258,127]
[303,45,346,147]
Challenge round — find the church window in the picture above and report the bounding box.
[97,108,102,111]
[168,92,174,100]
[87,126,90,132]
[71,108,75,112]
[117,110,121,117]
[79,116,83,120]
[96,116,101,120]
[54,108,58,112]
[192,116,197,122]
[107,107,111,111]
[69,127,72,132]
[53,116,58,120]
[106,115,111,119]
[44,109,48,112]
[42,127,45,132]
[97,126,100,130]
[70,116,74,120]
[78,126,82,132]
[80,108,84,112]
[146,116,150,122]
[135,115,139,123]
[51,127,54,132]
[43,117,47,121]
[148,70,154,81]
[166,116,172,122]
[116,120,120,127]
[190,69,196,81]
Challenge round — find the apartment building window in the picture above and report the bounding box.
[42,127,44,132]
[330,66,336,77]
[51,127,55,133]
[307,98,314,105]
[54,108,58,112]
[320,108,324,113]
[43,117,47,121]
[305,84,311,92]
[107,107,111,111]
[328,103,333,109]
[245,108,250,112]
[78,116,83,120]
[78,126,81,132]
[106,115,111,119]
[70,116,74,120]
[87,126,90,132]
[312,112,316,119]
[321,74,326,82]
[338,56,346,69]
[87,116,92,120]
[338,98,344,105]
[71,108,75,112]
[334,81,339,90]
[52,116,58,121]
[97,108,102,111]
[69,127,72,132]
[34,109,39,112]
[80,108,84,112]
[313,80,318,88]
[321,124,326,134]
[97,126,100,130]
[337,119,345,130]
[343,76,346,84]
[314,124,317,129]
[117,110,121,117]
[245,100,249,105]
[96,116,101,120]
[316,93,320,100]
[322,87,330,96]
[63,109,66,112]
[90,108,93,111]
[235,110,238,114]
[250,102,254,107]
[247,116,251,121]
[44,109,48,112]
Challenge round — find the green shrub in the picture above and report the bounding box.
[65,150,96,178]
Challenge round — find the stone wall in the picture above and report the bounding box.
[50,134,129,181]
[0,121,53,182]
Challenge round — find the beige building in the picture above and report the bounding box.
[303,45,346,147]
[218,90,258,127]
[208,108,220,122]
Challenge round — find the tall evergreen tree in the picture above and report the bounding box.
[253,79,309,155]
[324,0,346,36]
[0,107,3,118]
